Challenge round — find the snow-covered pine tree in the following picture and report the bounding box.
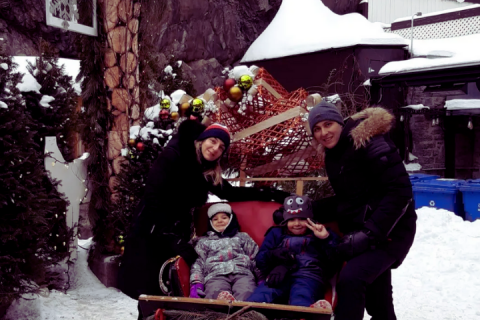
[0,47,72,308]
[23,41,78,162]
[106,135,163,253]
[158,56,196,97]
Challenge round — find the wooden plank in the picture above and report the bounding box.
[226,177,328,182]
[245,145,317,176]
[139,295,331,320]
[254,78,282,99]
[232,106,306,142]
[391,6,480,30]
[296,180,304,196]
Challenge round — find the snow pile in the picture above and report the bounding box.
[242,0,406,62]
[445,99,480,110]
[0,100,8,109]
[16,71,41,93]
[380,33,480,75]
[386,207,480,320]
[39,95,55,108]
[6,208,480,320]
[4,238,137,320]
[404,162,422,172]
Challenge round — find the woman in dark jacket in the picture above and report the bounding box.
[308,102,417,320]
[118,121,288,311]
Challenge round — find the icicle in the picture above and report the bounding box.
[400,115,404,122]
[435,118,439,125]
[432,119,435,126]
[468,117,473,130]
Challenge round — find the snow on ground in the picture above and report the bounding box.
[379,34,480,75]
[4,238,138,320]
[385,208,480,320]
[5,208,480,320]
[241,0,406,62]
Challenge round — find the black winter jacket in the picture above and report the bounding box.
[118,120,288,299]
[313,107,417,268]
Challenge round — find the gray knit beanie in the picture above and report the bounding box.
[207,202,232,219]
[308,100,344,133]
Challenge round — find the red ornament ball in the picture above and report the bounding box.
[223,78,236,92]
[136,142,145,151]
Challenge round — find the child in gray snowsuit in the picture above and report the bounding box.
[189,203,260,301]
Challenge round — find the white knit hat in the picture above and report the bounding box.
[207,203,232,219]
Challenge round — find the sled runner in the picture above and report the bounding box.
[139,201,341,320]
[139,295,332,320]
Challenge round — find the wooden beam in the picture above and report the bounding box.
[254,78,282,99]
[226,177,328,182]
[296,180,304,196]
[245,145,317,176]
[232,106,307,142]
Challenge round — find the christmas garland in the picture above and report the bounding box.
[75,0,112,251]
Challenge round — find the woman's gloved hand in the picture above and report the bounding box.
[266,265,289,288]
[189,283,205,298]
[337,229,376,260]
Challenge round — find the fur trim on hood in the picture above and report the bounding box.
[350,107,394,149]
[314,106,394,156]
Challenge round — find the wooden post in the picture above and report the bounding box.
[240,157,247,187]
[445,115,455,178]
[104,0,140,203]
[296,180,304,196]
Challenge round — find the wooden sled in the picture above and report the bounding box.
[140,201,341,319]
[139,295,332,320]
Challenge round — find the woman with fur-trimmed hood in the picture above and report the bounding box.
[308,101,417,320]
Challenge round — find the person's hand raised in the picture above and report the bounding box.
[306,218,329,239]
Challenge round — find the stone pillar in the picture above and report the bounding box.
[102,0,141,203]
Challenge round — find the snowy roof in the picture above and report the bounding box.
[393,4,480,23]
[379,34,480,75]
[445,99,480,110]
[241,0,407,62]
[12,56,81,94]
[401,104,430,110]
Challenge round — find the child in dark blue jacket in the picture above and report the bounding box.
[246,195,339,309]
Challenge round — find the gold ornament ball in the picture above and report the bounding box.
[180,102,190,115]
[228,86,243,102]
[171,111,179,121]
[128,139,136,147]
[238,75,253,90]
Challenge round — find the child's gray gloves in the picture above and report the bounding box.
[266,265,289,288]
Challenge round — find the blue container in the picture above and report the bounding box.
[459,179,480,222]
[412,179,465,218]
[409,174,440,185]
